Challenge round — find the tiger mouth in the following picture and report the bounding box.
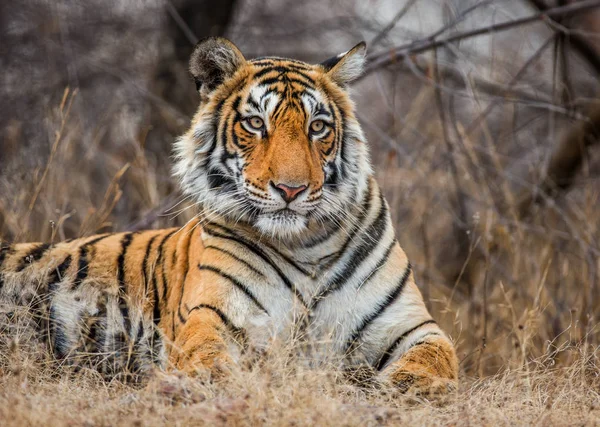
[267,208,303,219]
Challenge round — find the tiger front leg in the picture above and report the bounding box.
[382,335,459,396]
[170,306,235,379]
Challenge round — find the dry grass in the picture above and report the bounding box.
[2,1,600,423]
[1,317,599,427]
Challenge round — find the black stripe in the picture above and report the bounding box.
[15,243,51,272]
[254,65,315,82]
[207,167,237,191]
[216,98,228,146]
[142,235,159,295]
[159,231,177,302]
[49,305,69,359]
[46,254,74,357]
[47,255,73,292]
[134,319,144,348]
[344,262,411,354]
[203,224,307,307]
[374,319,437,371]
[321,133,336,156]
[337,105,348,180]
[317,179,373,262]
[171,312,176,340]
[221,110,241,167]
[130,319,145,374]
[251,58,312,68]
[297,220,339,250]
[196,116,218,169]
[263,242,311,276]
[224,229,310,275]
[177,231,195,324]
[270,98,287,122]
[258,87,279,105]
[85,301,107,361]
[206,224,304,276]
[216,93,241,152]
[152,230,177,325]
[311,192,388,308]
[161,253,171,303]
[411,332,443,347]
[117,232,135,337]
[151,327,163,365]
[324,163,339,188]
[257,76,315,90]
[72,234,111,289]
[204,245,265,278]
[117,233,134,284]
[247,94,260,111]
[198,264,268,314]
[360,239,396,284]
[188,303,246,342]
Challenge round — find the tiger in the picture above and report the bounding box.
[0,37,458,394]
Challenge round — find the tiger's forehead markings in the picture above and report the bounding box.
[244,79,330,125]
[250,57,313,69]
[249,58,317,89]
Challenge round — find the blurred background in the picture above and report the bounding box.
[1,0,599,376]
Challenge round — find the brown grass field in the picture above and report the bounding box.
[0,85,598,425]
[1,0,600,425]
[0,345,598,426]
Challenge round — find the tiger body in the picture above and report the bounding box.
[0,38,458,393]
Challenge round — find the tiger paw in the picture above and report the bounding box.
[171,348,234,382]
[387,370,457,396]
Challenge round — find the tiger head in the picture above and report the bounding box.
[174,37,372,240]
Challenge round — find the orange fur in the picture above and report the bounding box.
[0,38,458,394]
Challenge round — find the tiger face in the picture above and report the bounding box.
[174,38,372,239]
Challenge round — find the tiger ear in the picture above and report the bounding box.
[321,42,367,85]
[189,37,246,98]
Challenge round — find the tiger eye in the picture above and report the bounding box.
[310,120,325,133]
[248,116,264,130]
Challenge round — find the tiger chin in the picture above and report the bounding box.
[0,37,458,396]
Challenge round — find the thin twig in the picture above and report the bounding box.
[361,0,600,79]
[166,0,199,46]
[525,0,600,75]
[432,49,470,233]
[369,0,419,47]
[463,35,556,135]
[426,0,496,43]
[27,88,78,212]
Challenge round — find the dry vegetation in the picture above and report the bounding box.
[1,0,600,425]
[0,341,599,426]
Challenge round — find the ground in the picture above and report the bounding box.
[0,338,598,426]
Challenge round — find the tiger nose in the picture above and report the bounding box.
[271,182,308,203]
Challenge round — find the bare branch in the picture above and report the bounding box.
[464,36,556,135]
[361,0,600,79]
[526,0,600,75]
[369,0,418,47]
[166,0,199,45]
